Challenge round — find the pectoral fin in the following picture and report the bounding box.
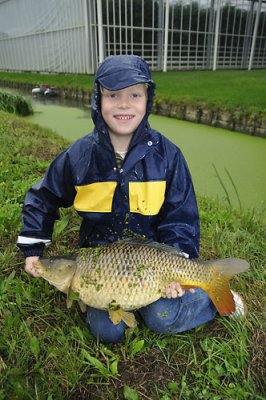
[66,290,80,309]
[109,309,137,328]
[78,300,87,313]
[66,294,86,312]
[66,296,73,309]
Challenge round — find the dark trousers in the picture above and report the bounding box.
[86,288,217,343]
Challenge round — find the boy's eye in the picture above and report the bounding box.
[131,93,141,98]
[109,93,117,99]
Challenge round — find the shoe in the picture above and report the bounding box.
[229,291,247,319]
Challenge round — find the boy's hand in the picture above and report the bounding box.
[164,282,195,298]
[24,256,41,277]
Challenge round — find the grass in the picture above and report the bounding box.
[0,69,266,113]
[0,110,265,399]
[0,71,94,92]
[152,69,266,110]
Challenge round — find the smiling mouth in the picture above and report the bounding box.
[114,115,134,121]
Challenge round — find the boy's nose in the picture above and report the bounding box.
[117,94,130,108]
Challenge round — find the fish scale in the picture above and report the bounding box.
[35,239,249,326]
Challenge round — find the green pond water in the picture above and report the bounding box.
[3,87,265,214]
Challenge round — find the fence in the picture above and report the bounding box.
[0,0,265,73]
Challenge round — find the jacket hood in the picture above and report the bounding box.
[91,55,155,147]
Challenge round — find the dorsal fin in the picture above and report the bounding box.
[114,236,186,257]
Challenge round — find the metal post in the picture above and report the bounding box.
[248,0,262,70]
[157,0,163,70]
[213,0,221,71]
[83,0,90,74]
[242,0,255,68]
[207,0,215,69]
[85,0,98,73]
[163,0,170,72]
[96,0,104,63]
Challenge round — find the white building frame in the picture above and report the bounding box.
[0,0,265,73]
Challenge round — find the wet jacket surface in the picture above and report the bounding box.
[17,55,200,258]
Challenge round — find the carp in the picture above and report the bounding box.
[35,238,249,327]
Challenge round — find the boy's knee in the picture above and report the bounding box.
[139,290,217,334]
[139,298,181,334]
[86,307,126,344]
[142,314,173,334]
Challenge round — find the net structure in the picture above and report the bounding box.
[0,0,265,73]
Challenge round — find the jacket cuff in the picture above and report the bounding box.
[17,242,45,258]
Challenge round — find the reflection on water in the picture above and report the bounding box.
[33,95,90,112]
[2,86,266,214]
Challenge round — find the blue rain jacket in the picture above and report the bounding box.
[17,55,200,258]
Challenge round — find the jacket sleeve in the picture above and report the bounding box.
[157,148,200,259]
[17,150,76,257]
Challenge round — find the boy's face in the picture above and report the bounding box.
[101,84,147,144]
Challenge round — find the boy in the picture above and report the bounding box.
[17,55,217,343]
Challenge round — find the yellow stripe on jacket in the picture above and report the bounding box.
[74,182,118,212]
[129,181,166,215]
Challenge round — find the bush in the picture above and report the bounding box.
[0,91,33,116]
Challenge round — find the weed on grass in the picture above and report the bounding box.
[0,110,265,399]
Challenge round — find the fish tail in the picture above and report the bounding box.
[203,258,249,316]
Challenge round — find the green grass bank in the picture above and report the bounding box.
[1,69,266,110]
[1,69,266,136]
[0,110,265,399]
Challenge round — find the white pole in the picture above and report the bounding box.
[163,0,170,72]
[83,0,90,74]
[213,0,221,71]
[248,0,262,71]
[96,0,104,63]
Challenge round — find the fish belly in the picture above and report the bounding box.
[71,274,162,310]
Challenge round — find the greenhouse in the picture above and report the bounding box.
[0,0,265,73]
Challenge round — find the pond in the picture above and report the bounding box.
[3,88,266,214]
